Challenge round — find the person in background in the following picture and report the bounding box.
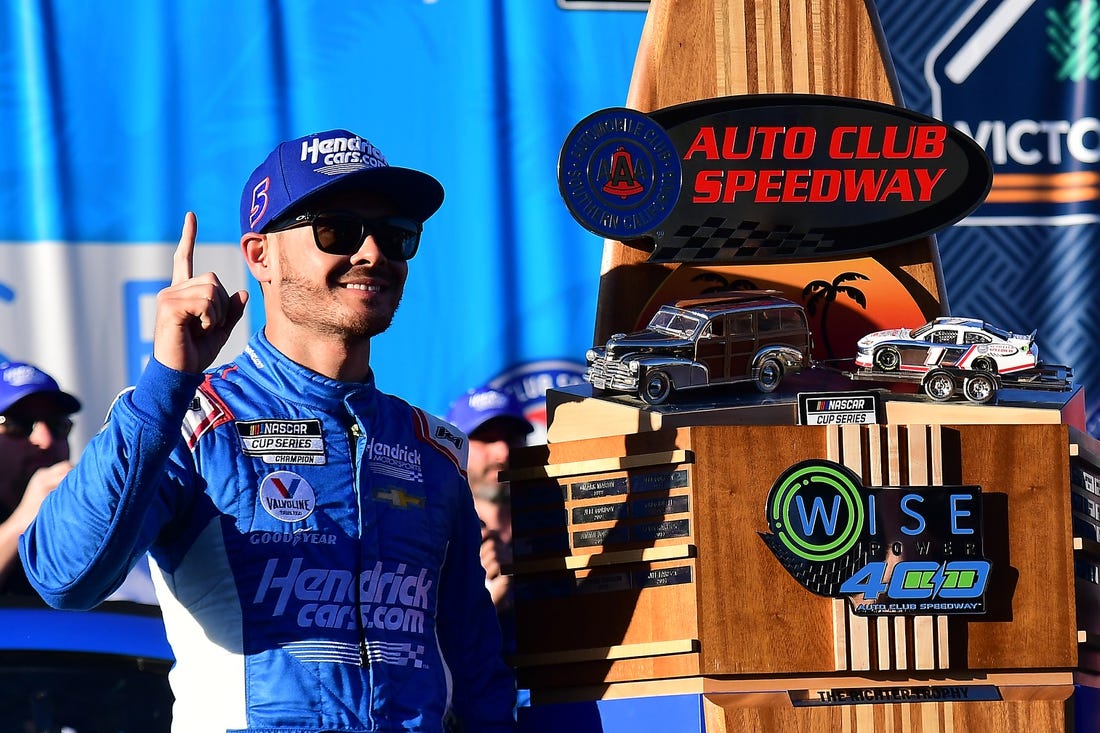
[20,129,516,732]
[447,385,533,618]
[0,361,79,595]
[0,361,160,605]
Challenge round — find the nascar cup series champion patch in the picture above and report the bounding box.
[557,95,993,264]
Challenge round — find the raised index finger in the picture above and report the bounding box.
[172,211,197,285]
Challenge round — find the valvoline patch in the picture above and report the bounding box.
[259,471,317,522]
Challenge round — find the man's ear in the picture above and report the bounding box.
[241,232,271,284]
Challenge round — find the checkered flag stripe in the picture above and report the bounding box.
[282,640,362,666]
[363,641,427,669]
[650,216,834,262]
[370,461,423,483]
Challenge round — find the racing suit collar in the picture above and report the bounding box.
[241,330,378,411]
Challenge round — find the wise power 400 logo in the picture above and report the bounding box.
[760,460,991,616]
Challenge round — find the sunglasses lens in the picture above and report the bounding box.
[0,415,30,438]
[314,214,424,259]
[310,214,422,261]
[0,414,72,439]
[313,215,366,256]
[371,220,421,262]
[49,417,74,438]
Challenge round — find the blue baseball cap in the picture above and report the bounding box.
[240,129,445,235]
[446,386,534,438]
[0,362,80,415]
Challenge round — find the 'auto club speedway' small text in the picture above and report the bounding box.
[685,124,948,204]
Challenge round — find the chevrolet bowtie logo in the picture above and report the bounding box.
[375,487,424,509]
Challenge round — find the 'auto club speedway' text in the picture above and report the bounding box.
[685,124,949,204]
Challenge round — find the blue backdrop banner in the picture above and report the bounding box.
[878,0,1099,434]
[0,3,645,449]
[1,1,1097,450]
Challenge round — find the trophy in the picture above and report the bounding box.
[510,1,1099,731]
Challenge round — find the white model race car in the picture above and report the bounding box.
[854,317,1038,376]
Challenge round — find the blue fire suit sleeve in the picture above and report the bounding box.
[19,357,203,610]
[438,481,518,730]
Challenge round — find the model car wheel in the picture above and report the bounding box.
[754,357,783,393]
[923,370,956,401]
[873,347,901,372]
[639,370,673,405]
[963,373,997,404]
[972,357,996,373]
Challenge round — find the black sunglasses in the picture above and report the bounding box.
[0,413,73,440]
[267,211,423,261]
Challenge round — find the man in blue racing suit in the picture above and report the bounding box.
[19,129,517,732]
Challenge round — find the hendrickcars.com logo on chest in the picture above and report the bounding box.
[254,557,433,635]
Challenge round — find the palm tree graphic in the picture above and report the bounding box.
[802,272,869,359]
[690,272,759,294]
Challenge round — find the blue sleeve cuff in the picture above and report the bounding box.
[129,357,205,424]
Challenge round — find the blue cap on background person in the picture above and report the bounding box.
[447,386,534,438]
[240,129,445,235]
[0,362,81,415]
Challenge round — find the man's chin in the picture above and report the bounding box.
[348,315,396,339]
[473,484,509,504]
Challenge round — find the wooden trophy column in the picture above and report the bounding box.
[594,0,947,360]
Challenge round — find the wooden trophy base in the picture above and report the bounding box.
[509,422,1100,731]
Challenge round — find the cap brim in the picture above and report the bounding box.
[51,391,82,415]
[299,166,444,223]
[469,414,535,438]
[1,388,81,416]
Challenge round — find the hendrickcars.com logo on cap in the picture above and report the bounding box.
[240,129,444,235]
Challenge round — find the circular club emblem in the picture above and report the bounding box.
[766,460,865,562]
[259,471,317,522]
[558,107,682,242]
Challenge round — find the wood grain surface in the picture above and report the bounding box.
[593,0,948,354]
[511,423,1086,684]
